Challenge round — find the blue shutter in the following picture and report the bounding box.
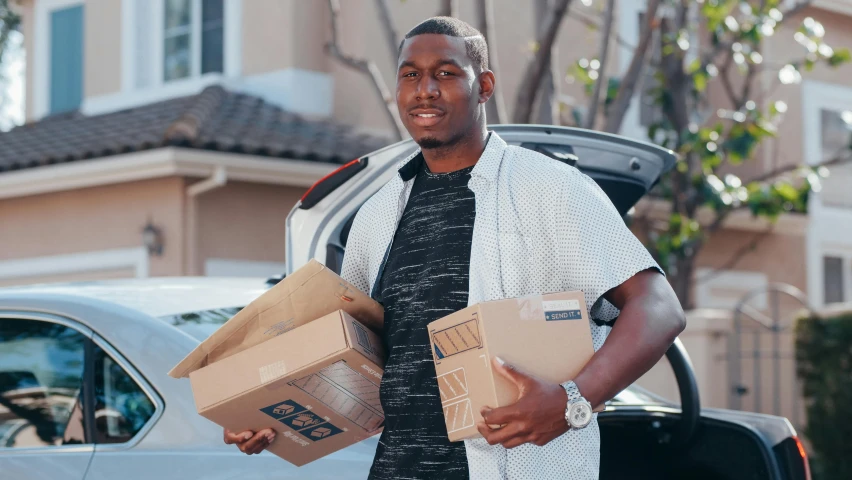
[50,5,84,114]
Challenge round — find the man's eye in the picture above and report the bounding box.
[438,71,453,76]
[403,72,417,78]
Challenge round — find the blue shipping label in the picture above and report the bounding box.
[542,299,583,321]
[545,310,584,321]
[259,399,308,419]
[301,423,344,440]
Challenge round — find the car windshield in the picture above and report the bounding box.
[160,307,244,341]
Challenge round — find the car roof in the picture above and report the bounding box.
[0,277,267,318]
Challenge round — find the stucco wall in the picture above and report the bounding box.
[0,176,186,280]
[194,181,305,275]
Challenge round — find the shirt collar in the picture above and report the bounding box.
[396,131,507,183]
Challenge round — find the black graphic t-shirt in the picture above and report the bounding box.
[368,155,475,480]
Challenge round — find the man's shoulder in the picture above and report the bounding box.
[502,145,584,190]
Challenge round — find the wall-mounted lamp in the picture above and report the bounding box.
[142,220,164,256]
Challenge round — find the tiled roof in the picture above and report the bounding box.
[0,85,391,172]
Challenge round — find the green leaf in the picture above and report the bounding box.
[687,58,702,74]
[774,182,800,201]
[694,71,708,93]
[829,48,852,67]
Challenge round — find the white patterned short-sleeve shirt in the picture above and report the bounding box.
[342,132,662,479]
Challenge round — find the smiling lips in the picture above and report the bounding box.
[409,108,445,128]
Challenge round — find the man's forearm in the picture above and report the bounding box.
[572,275,685,408]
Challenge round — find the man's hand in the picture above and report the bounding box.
[223,428,276,455]
[476,357,569,449]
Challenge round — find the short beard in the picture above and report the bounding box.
[417,131,465,150]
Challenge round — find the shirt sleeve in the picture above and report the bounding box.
[557,168,664,324]
[340,206,372,296]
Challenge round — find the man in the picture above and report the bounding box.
[225,17,685,479]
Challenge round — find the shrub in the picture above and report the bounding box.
[795,307,852,480]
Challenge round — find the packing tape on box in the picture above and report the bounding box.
[517,294,545,322]
[259,360,288,384]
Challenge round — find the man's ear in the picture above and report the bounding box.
[478,69,496,104]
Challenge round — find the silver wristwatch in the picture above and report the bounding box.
[563,381,593,430]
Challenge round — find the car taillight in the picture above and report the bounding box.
[793,436,807,459]
[298,157,369,210]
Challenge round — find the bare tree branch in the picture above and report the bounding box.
[512,0,574,123]
[437,0,458,17]
[602,0,660,133]
[474,0,506,124]
[374,0,399,67]
[585,0,616,129]
[326,0,405,140]
[718,52,742,108]
[743,150,852,185]
[534,0,557,125]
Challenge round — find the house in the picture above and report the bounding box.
[1,0,851,426]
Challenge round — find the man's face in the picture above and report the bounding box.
[396,34,486,149]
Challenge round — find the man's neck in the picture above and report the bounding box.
[421,129,489,173]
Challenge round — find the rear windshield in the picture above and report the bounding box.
[160,307,244,341]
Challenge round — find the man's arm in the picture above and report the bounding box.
[477,269,685,448]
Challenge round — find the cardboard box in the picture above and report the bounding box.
[181,309,386,466]
[168,259,384,378]
[427,291,603,442]
[168,259,386,466]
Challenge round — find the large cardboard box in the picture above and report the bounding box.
[168,259,386,466]
[427,291,603,442]
[168,259,383,378]
[180,310,386,466]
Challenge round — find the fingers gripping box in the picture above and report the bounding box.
[427,291,603,442]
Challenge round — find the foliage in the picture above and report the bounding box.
[795,308,852,480]
[0,0,20,62]
[569,0,851,305]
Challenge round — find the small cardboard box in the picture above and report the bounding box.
[168,259,384,378]
[427,291,603,442]
[181,310,386,466]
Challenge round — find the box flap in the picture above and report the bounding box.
[169,259,383,378]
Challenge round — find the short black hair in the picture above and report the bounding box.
[399,17,489,72]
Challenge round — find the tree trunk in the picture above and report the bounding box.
[671,254,695,309]
[603,0,660,134]
[585,0,616,129]
[512,0,574,124]
[474,0,506,124]
[437,0,458,17]
[534,0,557,125]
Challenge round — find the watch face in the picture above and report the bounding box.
[569,402,593,428]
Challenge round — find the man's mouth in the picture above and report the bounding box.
[409,109,445,127]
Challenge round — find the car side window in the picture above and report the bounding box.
[0,319,87,449]
[92,343,155,444]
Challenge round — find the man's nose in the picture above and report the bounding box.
[415,75,440,101]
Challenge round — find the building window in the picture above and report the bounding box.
[823,255,847,304]
[163,0,223,82]
[49,4,84,114]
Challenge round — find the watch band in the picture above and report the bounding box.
[562,380,593,430]
[562,380,582,402]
